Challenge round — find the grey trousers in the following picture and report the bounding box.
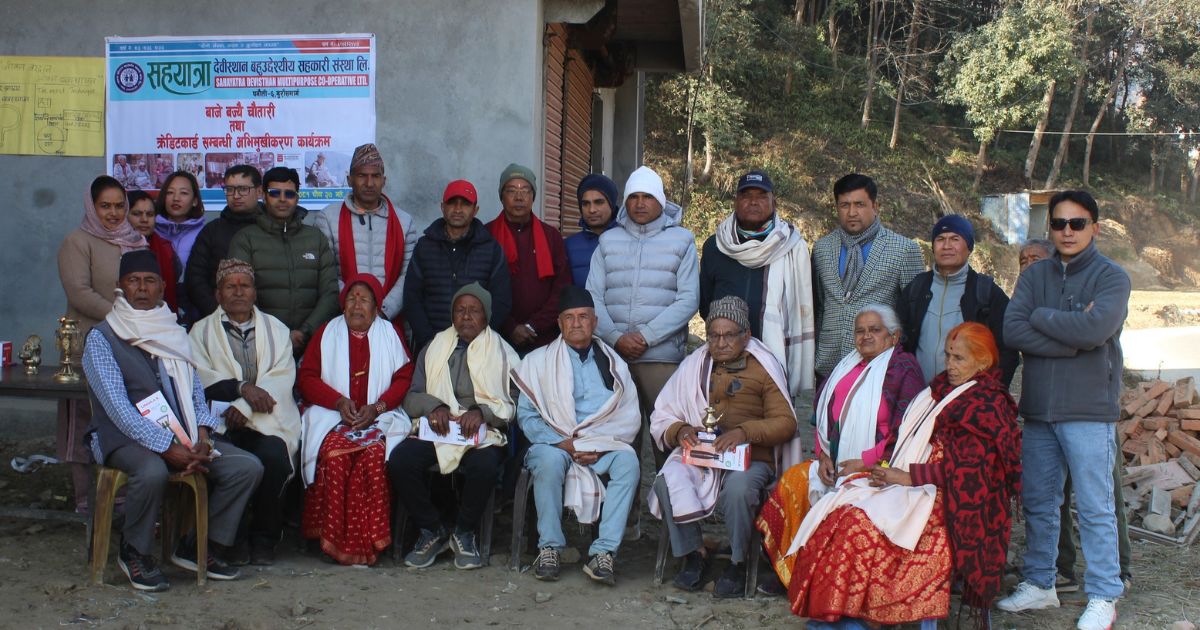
[106,438,263,556]
[653,460,772,563]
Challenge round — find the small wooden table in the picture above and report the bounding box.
[0,365,89,523]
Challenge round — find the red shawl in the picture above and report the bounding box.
[489,214,554,279]
[928,368,1021,614]
[147,234,179,313]
[337,196,405,294]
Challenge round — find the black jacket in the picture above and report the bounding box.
[698,235,766,339]
[184,205,262,320]
[402,218,511,351]
[898,266,1019,386]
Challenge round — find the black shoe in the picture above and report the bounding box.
[533,546,560,581]
[583,551,616,586]
[672,550,709,592]
[171,537,241,580]
[214,539,249,567]
[714,562,747,598]
[249,541,276,566]
[450,530,483,570]
[756,573,786,597]
[117,540,170,592]
[404,527,449,568]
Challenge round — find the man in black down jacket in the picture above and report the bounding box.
[403,180,511,351]
[186,164,263,321]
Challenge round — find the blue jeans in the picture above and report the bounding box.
[525,444,639,556]
[1020,420,1123,599]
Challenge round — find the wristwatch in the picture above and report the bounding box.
[374,401,387,415]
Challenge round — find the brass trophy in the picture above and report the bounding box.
[700,404,723,440]
[53,317,82,384]
[18,335,42,375]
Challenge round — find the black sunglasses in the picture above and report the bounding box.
[266,188,298,200]
[1049,217,1091,231]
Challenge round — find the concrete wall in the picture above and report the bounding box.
[0,0,546,348]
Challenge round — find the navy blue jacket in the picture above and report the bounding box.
[403,218,511,351]
[564,216,618,287]
[698,235,766,338]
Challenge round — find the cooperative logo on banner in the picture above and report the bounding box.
[114,62,144,93]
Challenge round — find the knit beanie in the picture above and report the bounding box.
[623,166,666,210]
[576,173,618,212]
[451,282,492,321]
[706,295,751,332]
[931,214,975,251]
[498,163,537,199]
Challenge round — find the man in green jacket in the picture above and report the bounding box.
[228,167,338,354]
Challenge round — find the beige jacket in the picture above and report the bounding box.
[57,228,122,335]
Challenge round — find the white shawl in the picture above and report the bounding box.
[299,316,411,485]
[511,336,641,524]
[422,326,518,474]
[105,292,202,442]
[647,339,794,523]
[714,214,816,396]
[786,380,977,556]
[189,306,301,456]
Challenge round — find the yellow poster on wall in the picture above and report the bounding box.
[0,56,104,157]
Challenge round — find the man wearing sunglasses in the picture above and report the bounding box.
[999,190,1131,630]
[186,165,264,321]
[228,167,339,355]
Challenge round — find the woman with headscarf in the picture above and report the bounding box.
[57,175,147,513]
[297,274,414,566]
[786,322,1021,629]
[127,190,181,315]
[757,303,923,592]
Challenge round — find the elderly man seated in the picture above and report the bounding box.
[189,258,300,565]
[649,296,797,598]
[82,250,263,591]
[513,285,641,585]
[388,283,519,570]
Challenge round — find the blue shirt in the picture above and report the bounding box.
[517,347,613,444]
[83,330,219,462]
[838,242,874,278]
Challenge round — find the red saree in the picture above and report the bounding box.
[302,425,391,565]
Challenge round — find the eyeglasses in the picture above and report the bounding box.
[502,186,533,198]
[267,188,298,200]
[707,331,745,344]
[1049,218,1091,231]
[225,185,257,197]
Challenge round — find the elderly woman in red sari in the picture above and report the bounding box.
[785,322,1021,629]
[757,303,923,592]
[298,273,414,566]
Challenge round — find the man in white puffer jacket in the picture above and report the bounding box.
[586,166,699,493]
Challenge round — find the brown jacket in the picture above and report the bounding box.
[664,352,796,466]
[57,229,122,335]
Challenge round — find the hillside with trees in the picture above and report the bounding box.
[643,0,1200,290]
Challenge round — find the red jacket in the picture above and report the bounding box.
[298,318,415,411]
[147,234,180,314]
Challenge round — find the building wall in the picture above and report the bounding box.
[0,0,544,346]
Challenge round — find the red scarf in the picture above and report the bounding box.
[338,196,405,294]
[930,368,1021,615]
[489,215,554,279]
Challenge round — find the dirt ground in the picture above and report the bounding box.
[5,290,1200,629]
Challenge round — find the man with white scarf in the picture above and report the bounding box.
[699,170,815,468]
[513,285,641,585]
[811,173,924,383]
[189,258,300,566]
[389,283,519,570]
[82,250,263,592]
[649,296,797,598]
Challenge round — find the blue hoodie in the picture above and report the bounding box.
[565,173,620,286]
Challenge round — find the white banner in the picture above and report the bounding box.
[105,34,376,207]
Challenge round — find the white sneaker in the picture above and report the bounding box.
[996,581,1060,612]
[1076,598,1116,630]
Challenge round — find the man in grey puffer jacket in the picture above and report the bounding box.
[998,190,1131,630]
[587,166,699,482]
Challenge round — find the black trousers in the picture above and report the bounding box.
[224,427,293,546]
[387,439,503,533]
